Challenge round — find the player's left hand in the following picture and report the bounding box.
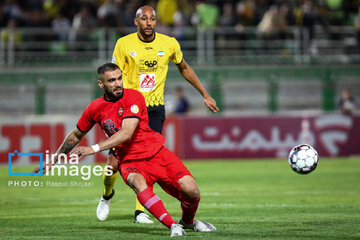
[204,95,219,113]
[70,146,95,161]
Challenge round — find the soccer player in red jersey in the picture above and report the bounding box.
[33,63,216,237]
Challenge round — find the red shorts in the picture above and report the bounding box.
[119,147,192,199]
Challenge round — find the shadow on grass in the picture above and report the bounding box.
[106,214,134,221]
[89,225,166,237]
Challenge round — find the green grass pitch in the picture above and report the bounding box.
[1,158,360,239]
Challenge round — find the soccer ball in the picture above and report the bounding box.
[288,144,319,174]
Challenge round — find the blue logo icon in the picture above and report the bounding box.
[8,150,43,176]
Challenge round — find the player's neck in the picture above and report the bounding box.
[138,32,155,42]
[103,93,122,102]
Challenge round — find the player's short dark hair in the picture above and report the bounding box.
[97,63,120,80]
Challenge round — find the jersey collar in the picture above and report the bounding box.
[137,32,156,43]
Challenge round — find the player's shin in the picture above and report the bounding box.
[103,169,117,198]
[137,187,176,228]
[180,194,200,225]
[135,197,145,212]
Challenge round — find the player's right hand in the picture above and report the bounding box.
[32,163,52,174]
[204,95,219,113]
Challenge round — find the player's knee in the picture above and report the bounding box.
[127,173,147,194]
[179,176,200,200]
[107,154,118,173]
[182,185,199,200]
[109,163,118,174]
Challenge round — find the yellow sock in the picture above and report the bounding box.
[103,170,118,197]
[135,197,145,212]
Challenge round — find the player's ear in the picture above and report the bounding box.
[97,80,104,89]
[134,17,138,26]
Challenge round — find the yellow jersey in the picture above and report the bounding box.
[112,32,183,108]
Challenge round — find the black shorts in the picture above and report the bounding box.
[109,105,165,156]
[147,105,165,134]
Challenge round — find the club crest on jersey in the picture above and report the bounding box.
[118,107,124,116]
[131,51,137,57]
[131,105,139,114]
[157,51,164,57]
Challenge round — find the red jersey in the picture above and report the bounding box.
[77,89,165,161]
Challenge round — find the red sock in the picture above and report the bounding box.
[181,195,200,225]
[137,187,176,229]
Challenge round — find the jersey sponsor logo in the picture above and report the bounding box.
[145,47,153,50]
[130,105,139,114]
[131,51,137,57]
[140,74,156,92]
[118,107,124,116]
[157,51,164,57]
[144,60,157,68]
[139,57,158,73]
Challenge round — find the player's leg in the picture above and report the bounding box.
[147,107,165,134]
[119,161,185,236]
[177,175,216,232]
[96,150,118,221]
[134,197,153,223]
[132,107,166,222]
[158,147,216,232]
[177,175,200,225]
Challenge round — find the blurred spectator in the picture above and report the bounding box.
[192,1,219,28]
[1,18,22,49]
[69,5,97,43]
[254,0,270,25]
[3,0,25,24]
[278,4,290,39]
[51,13,70,41]
[294,0,319,54]
[178,0,194,23]
[219,2,236,27]
[43,0,66,19]
[175,86,190,114]
[27,9,49,28]
[121,1,141,27]
[355,6,360,48]
[172,0,193,40]
[257,5,282,39]
[173,9,187,40]
[338,88,356,115]
[26,0,43,11]
[234,0,255,33]
[97,0,120,27]
[157,0,178,26]
[326,0,344,25]
[0,5,8,27]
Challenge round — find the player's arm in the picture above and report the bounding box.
[70,118,139,161]
[176,59,219,113]
[32,128,86,173]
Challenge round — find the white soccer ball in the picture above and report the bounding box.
[288,144,319,174]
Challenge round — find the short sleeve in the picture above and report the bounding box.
[77,104,96,133]
[112,39,125,70]
[170,37,183,65]
[123,91,147,120]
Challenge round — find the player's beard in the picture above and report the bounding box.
[104,86,123,101]
[139,26,155,40]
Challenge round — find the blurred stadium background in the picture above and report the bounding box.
[0,0,359,161]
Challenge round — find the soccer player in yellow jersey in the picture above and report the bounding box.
[96,5,219,223]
